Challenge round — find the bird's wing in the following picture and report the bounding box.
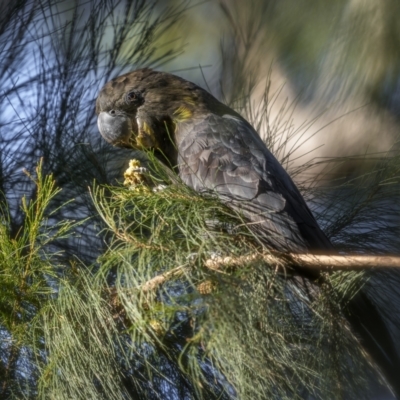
[177,114,333,252]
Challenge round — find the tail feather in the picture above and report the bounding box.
[346,289,400,399]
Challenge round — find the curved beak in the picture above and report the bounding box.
[97,111,136,148]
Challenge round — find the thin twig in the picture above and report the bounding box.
[141,264,188,292]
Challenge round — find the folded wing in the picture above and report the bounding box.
[177,113,333,253]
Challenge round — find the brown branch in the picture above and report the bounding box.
[136,253,400,293]
[205,253,400,271]
[291,254,400,270]
[141,264,188,292]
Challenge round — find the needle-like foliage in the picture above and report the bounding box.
[0,160,81,397]
[88,161,375,399]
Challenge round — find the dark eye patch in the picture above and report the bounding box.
[126,90,143,105]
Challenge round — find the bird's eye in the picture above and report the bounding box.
[126,90,143,105]
[109,109,116,115]
[127,92,137,100]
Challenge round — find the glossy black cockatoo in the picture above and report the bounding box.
[96,68,400,398]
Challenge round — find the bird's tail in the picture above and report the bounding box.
[346,287,400,399]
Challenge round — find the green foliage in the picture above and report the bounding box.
[85,162,375,399]
[36,272,123,399]
[0,160,79,397]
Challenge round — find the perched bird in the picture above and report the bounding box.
[96,68,399,398]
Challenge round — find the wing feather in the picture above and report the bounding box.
[177,114,333,252]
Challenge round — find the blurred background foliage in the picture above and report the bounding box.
[0,0,399,399]
[163,0,400,173]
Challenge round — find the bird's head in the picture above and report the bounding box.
[96,69,197,150]
[96,68,238,162]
